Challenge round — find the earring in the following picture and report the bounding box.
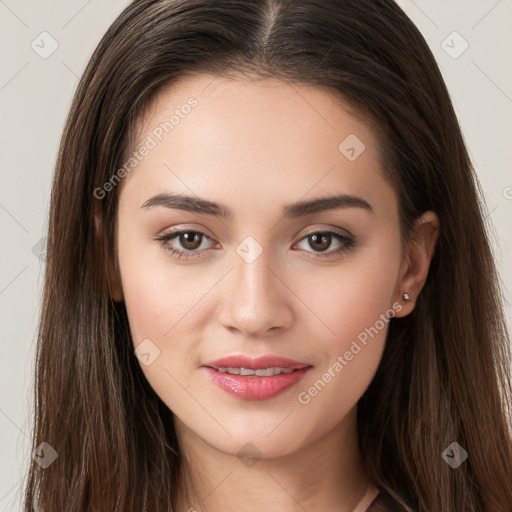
[402,292,412,305]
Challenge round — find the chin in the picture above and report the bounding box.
[196,421,310,461]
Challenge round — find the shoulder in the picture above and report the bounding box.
[365,489,417,512]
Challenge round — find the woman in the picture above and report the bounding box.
[25,0,512,511]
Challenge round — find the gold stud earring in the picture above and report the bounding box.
[402,292,412,305]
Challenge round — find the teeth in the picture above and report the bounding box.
[217,367,295,376]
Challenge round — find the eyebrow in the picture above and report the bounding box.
[141,192,374,218]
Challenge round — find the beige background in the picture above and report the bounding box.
[0,1,511,509]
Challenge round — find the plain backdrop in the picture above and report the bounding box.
[0,1,511,510]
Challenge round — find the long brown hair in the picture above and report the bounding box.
[24,0,512,510]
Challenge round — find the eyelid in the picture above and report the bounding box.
[297,224,354,240]
[159,224,218,242]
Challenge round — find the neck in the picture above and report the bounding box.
[172,406,379,512]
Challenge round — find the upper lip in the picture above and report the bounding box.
[202,355,311,370]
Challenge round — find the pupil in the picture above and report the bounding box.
[181,232,201,249]
[310,233,330,252]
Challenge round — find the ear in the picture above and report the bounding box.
[94,213,124,302]
[393,211,440,317]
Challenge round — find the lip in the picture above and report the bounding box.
[202,355,312,401]
[202,355,310,370]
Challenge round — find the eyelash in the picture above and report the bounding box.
[154,228,356,261]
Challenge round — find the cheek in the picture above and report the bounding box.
[120,258,172,347]
[291,236,401,413]
[116,216,205,345]
[117,241,210,412]
[291,309,391,443]
[116,233,178,373]
[292,236,401,353]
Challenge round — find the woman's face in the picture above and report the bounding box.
[114,73,408,457]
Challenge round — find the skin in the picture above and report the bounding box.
[103,73,439,512]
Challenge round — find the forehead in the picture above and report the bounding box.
[120,73,396,217]
[135,72,374,154]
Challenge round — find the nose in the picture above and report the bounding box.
[216,245,293,338]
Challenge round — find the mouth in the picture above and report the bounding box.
[202,355,312,401]
[216,366,296,376]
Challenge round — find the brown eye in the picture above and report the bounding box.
[307,232,332,252]
[294,230,356,259]
[178,231,203,250]
[155,229,215,260]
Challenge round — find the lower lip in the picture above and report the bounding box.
[203,367,311,401]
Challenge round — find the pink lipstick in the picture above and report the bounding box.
[202,355,312,401]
